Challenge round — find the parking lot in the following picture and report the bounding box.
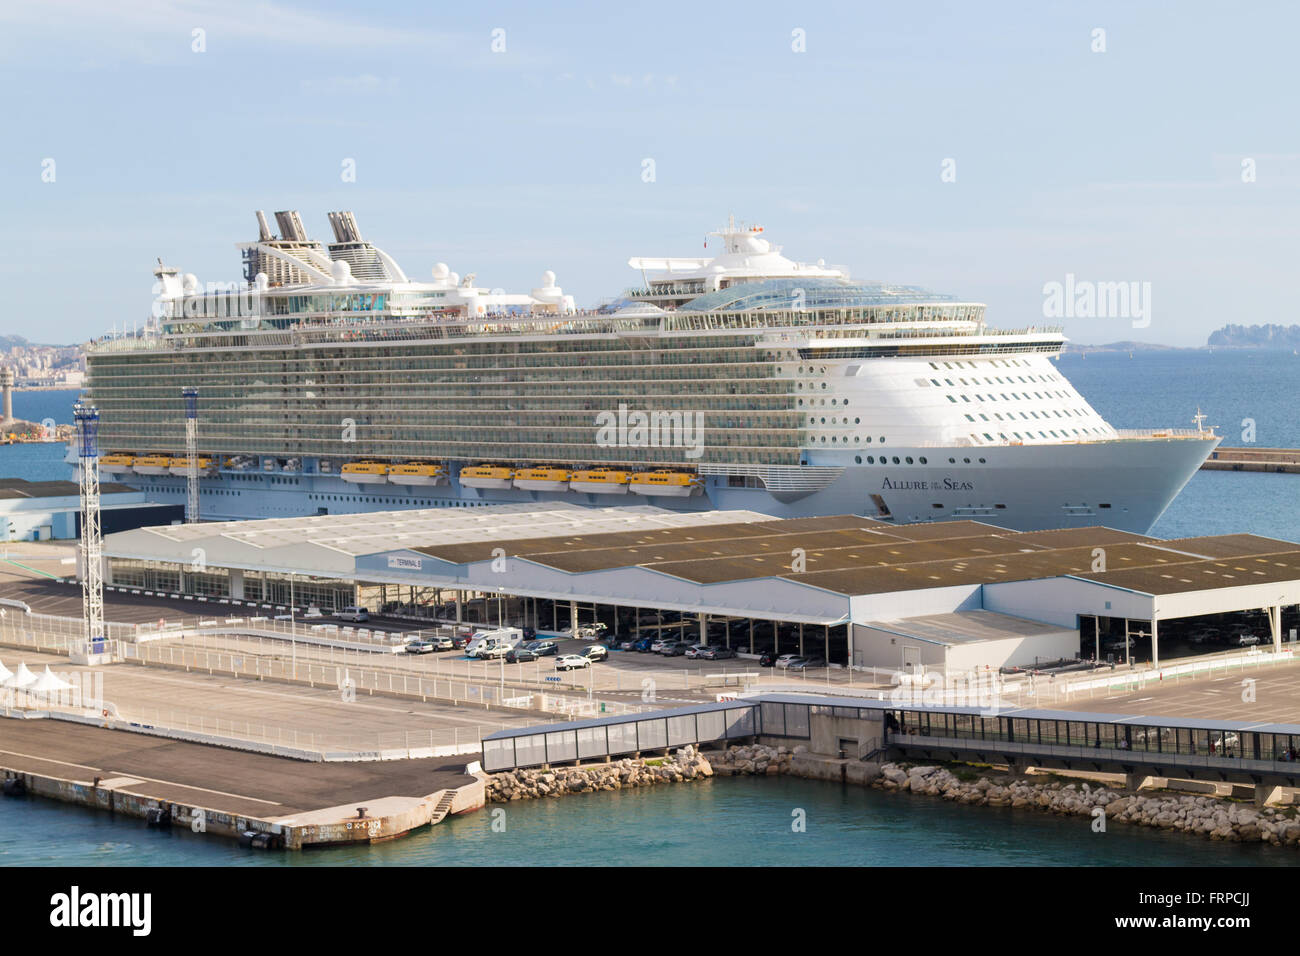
[1060,658,1300,726]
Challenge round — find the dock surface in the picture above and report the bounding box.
[1,720,471,818]
[1202,446,1300,473]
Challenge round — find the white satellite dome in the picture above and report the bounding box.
[540,269,556,287]
[182,273,201,293]
[432,262,450,280]
[331,259,353,285]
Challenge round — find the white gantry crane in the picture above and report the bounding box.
[183,386,199,523]
[73,403,104,655]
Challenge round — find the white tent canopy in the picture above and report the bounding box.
[28,666,73,694]
[2,662,36,688]
[0,660,11,684]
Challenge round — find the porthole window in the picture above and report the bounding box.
[979,457,987,463]
[867,456,875,464]
[919,457,927,464]
[855,456,862,464]
[948,458,956,464]
[963,457,971,464]
[905,457,914,464]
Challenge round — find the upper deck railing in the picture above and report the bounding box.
[87,307,1062,356]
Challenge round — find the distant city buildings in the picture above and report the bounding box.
[2,341,84,388]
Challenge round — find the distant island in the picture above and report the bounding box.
[1206,324,1300,350]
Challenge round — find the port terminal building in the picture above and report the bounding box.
[98,503,1300,675]
[0,478,182,543]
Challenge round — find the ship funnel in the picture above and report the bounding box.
[327,211,362,244]
[273,211,308,242]
[255,210,273,241]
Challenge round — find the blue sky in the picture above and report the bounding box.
[2,0,1297,346]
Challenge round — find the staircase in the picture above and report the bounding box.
[428,789,457,826]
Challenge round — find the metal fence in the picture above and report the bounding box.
[116,636,655,721]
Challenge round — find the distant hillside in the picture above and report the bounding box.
[1207,324,1300,349]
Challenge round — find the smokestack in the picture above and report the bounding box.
[255,210,273,241]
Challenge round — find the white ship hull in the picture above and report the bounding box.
[117,434,1218,535]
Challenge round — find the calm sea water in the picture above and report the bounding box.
[0,776,1291,867]
[1,356,1297,866]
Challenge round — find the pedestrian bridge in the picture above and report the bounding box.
[482,691,1300,797]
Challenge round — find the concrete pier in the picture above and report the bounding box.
[0,720,485,849]
[1201,446,1300,473]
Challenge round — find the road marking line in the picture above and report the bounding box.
[110,773,284,806]
[0,748,102,773]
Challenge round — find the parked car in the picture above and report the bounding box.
[450,634,470,650]
[650,636,677,652]
[583,644,609,662]
[773,653,802,669]
[632,637,655,653]
[479,643,513,660]
[576,623,608,639]
[788,655,827,671]
[524,640,559,657]
[683,644,711,660]
[1237,634,1262,646]
[701,645,737,660]
[427,635,454,651]
[335,606,369,623]
[617,638,638,651]
[660,641,693,657]
[555,654,591,671]
[520,626,537,641]
[404,641,435,655]
[758,650,777,667]
[506,646,539,663]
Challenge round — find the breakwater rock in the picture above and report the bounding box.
[710,743,800,776]
[486,746,713,802]
[875,763,1300,846]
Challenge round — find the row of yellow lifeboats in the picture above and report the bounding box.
[99,453,215,476]
[345,462,704,496]
[94,454,703,497]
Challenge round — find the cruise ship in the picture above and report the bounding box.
[78,211,1219,531]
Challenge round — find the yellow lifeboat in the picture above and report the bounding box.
[98,453,136,475]
[387,462,447,486]
[132,454,172,475]
[459,465,515,489]
[168,456,215,476]
[628,469,704,497]
[513,466,572,492]
[570,468,632,495]
[341,461,390,484]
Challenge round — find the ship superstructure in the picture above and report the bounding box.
[80,211,1218,531]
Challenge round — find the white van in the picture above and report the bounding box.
[336,606,370,623]
[465,627,523,659]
